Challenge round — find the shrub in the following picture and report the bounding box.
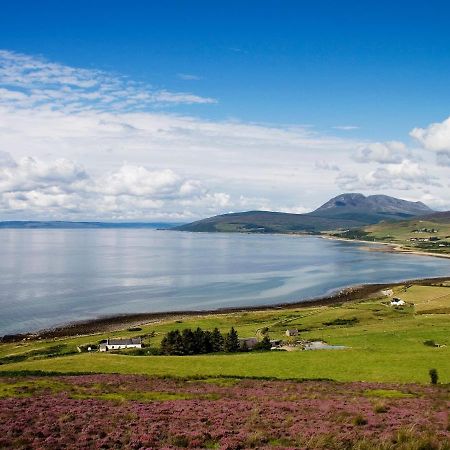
[373,402,389,413]
[353,415,368,426]
[323,317,359,327]
[429,368,438,385]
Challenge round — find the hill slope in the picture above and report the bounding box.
[335,210,450,254]
[175,193,434,233]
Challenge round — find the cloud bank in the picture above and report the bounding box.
[0,49,448,220]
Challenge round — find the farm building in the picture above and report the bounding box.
[239,337,258,350]
[99,338,142,352]
[285,329,299,337]
[390,298,406,306]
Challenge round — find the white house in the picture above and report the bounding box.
[390,298,406,306]
[99,337,142,352]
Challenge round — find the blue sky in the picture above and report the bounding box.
[3,1,450,138]
[0,1,449,220]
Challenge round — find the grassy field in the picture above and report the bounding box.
[1,282,449,383]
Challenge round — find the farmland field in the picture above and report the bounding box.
[1,282,449,384]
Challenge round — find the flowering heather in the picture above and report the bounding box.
[0,374,448,449]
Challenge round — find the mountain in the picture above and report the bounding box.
[311,193,433,222]
[175,193,435,234]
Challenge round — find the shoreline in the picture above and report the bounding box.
[321,234,450,259]
[3,275,450,342]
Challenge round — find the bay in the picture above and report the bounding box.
[0,229,449,335]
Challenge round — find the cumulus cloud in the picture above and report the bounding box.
[0,155,87,193]
[410,116,450,151]
[337,160,437,191]
[353,141,408,164]
[0,154,233,220]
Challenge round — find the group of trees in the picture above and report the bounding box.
[160,326,273,356]
[160,327,241,355]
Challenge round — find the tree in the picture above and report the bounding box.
[160,330,184,355]
[224,327,239,353]
[203,330,213,353]
[254,335,272,351]
[193,327,206,354]
[211,328,224,352]
[181,328,195,355]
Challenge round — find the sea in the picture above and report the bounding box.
[1,228,449,335]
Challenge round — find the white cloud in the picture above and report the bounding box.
[436,151,450,167]
[353,141,408,164]
[410,116,450,152]
[0,154,235,220]
[337,160,437,192]
[0,49,216,113]
[314,160,340,171]
[0,49,448,220]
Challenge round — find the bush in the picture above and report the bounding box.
[429,368,438,385]
[323,317,359,327]
[373,402,389,413]
[352,415,368,426]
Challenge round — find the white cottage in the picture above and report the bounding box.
[99,337,142,352]
[390,298,406,306]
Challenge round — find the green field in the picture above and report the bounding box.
[1,283,449,383]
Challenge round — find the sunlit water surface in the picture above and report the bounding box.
[1,229,449,334]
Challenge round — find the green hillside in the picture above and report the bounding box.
[1,281,449,383]
[334,212,450,255]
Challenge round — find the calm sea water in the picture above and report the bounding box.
[1,229,449,335]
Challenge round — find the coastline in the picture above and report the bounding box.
[4,275,450,342]
[321,234,450,259]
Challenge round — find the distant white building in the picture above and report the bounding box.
[390,298,406,306]
[99,337,142,352]
[381,289,393,297]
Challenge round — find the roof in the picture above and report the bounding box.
[108,338,141,346]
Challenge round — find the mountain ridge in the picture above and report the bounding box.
[175,193,435,234]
